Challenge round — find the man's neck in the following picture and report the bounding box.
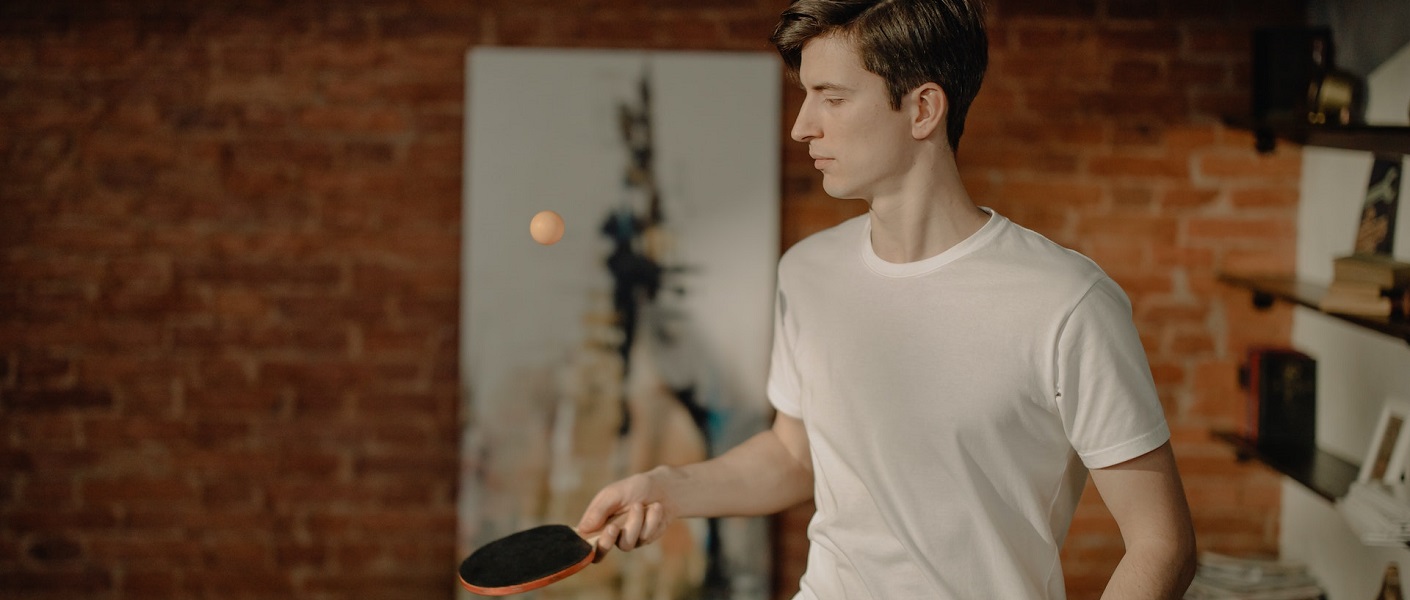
[866,158,988,264]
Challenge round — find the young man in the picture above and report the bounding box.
[577,0,1198,597]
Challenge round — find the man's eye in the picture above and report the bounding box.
[824,98,843,105]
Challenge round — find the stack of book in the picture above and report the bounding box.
[1318,254,1410,318]
[1336,480,1410,547]
[1183,552,1324,599]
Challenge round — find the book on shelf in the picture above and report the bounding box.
[1238,348,1315,448]
[1333,254,1410,290]
[1183,552,1324,599]
[1336,481,1410,547]
[1320,254,1410,317]
[1319,279,1394,316]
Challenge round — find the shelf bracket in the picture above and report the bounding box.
[1251,290,1275,310]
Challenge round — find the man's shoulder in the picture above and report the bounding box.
[779,213,867,270]
[985,217,1109,290]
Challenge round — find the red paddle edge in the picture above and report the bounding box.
[457,544,598,596]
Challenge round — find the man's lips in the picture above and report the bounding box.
[812,156,833,169]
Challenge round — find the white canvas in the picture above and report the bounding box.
[458,47,780,600]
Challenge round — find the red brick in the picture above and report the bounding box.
[1146,361,1188,388]
[1170,330,1216,355]
[1222,243,1297,274]
[200,480,261,508]
[176,260,341,290]
[1140,300,1209,324]
[15,354,73,387]
[266,480,432,509]
[355,451,458,478]
[1230,186,1300,209]
[1186,216,1295,244]
[1190,90,1247,119]
[299,573,444,597]
[1088,155,1190,179]
[1110,58,1164,88]
[1111,185,1155,210]
[1079,240,1149,270]
[6,509,117,533]
[276,543,327,568]
[84,418,189,447]
[1193,509,1276,537]
[1198,153,1302,179]
[1,569,114,595]
[6,388,114,413]
[1003,0,1099,19]
[185,389,282,414]
[82,478,197,505]
[1076,215,1180,245]
[6,416,79,448]
[1182,27,1248,56]
[1099,27,1180,52]
[964,142,1082,174]
[297,106,407,133]
[201,539,271,569]
[181,568,295,596]
[1161,185,1220,211]
[121,571,182,598]
[1000,180,1105,208]
[1162,126,1222,154]
[1107,0,1163,20]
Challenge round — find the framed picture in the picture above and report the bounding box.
[1359,399,1410,484]
[458,48,779,600]
[1353,154,1401,256]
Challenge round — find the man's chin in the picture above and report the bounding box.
[821,180,860,201]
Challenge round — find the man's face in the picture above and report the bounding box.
[790,34,916,202]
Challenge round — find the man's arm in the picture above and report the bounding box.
[1090,441,1198,599]
[577,412,813,557]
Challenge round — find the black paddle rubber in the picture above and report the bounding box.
[458,524,596,596]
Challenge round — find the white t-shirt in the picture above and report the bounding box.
[767,209,1169,599]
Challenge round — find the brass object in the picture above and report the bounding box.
[1309,69,1363,125]
[1378,563,1404,600]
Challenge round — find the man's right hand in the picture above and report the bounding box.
[576,467,681,561]
[576,414,814,561]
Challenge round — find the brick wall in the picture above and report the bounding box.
[1,0,1303,598]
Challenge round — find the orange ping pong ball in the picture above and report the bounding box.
[529,210,565,245]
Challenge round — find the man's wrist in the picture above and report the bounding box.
[644,464,688,515]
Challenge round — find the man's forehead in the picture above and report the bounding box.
[798,34,867,89]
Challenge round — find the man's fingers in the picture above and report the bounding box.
[642,502,665,544]
[577,490,623,534]
[590,523,619,563]
[617,503,645,551]
[587,510,636,562]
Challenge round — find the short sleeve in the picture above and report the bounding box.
[1055,276,1170,469]
[766,286,803,418]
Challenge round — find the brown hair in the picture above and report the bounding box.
[771,0,988,150]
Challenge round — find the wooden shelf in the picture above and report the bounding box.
[1224,116,1410,155]
[1217,272,1410,345]
[1213,431,1359,501]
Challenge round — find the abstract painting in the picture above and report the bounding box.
[459,48,780,600]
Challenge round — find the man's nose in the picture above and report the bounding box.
[790,102,817,143]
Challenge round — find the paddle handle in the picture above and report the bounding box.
[574,511,635,548]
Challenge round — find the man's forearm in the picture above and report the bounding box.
[649,428,813,519]
[1100,539,1196,600]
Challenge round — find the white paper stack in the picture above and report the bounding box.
[1183,552,1325,600]
[1337,481,1410,546]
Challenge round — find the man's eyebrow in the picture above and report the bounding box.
[802,81,854,93]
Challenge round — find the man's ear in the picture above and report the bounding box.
[910,83,948,141]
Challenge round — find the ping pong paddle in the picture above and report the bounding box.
[457,515,630,596]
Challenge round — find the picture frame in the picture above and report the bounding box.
[1353,154,1401,256]
[1359,399,1410,484]
[458,48,779,600]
